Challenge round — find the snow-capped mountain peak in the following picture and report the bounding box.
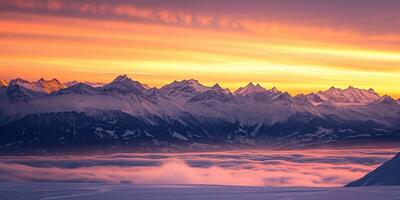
[36,78,66,93]
[160,79,210,96]
[102,75,145,94]
[111,74,130,83]
[9,78,65,94]
[211,83,230,94]
[316,86,380,104]
[9,78,29,85]
[234,82,267,96]
[184,79,210,92]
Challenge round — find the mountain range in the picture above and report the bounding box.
[0,75,399,153]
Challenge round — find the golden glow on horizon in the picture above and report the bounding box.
[0,11,400,97]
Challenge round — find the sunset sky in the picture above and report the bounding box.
[0,0,400,97]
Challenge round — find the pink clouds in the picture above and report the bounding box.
[2,0,208,26]
[3,0,400,45]
[0,148,398,187]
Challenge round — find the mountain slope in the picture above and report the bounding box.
[0,111,213,152]
[346,153,400,187]
[0,80,7,87]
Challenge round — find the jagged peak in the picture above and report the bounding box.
[111,74,131,83]
[212,83,222,89]
[9,78,29,84]
[175,79,199,85]
[186,79,200,84]
[326,86,341,92]
[234,82,266,95]
[164,79,209,93]
[211,83,230,94]
[378,95,396,103]
[270,86,279,93]
[8,77,65,93]
[104,74,145,93]
[318,86,380,104]
[323,86,377,93]
[108,74,141,86]
[37,78,62,85]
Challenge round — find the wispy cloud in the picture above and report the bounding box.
[3,0,400,45]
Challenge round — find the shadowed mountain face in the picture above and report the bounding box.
[0,75,400,153]
[346,153,400,187]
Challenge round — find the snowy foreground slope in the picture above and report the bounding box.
[0,183,399,200]
[346,152,400,187]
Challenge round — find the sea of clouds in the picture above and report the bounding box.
[0,148,398,187]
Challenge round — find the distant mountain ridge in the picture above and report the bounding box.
[0,74,399,153]
[1,76,390,101]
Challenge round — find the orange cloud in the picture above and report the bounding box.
[3,0,400,47]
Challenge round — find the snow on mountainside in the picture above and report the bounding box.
[346,153,400,187]
[100,74,146,94]
[1,84,46,103]
[0,75,188,123]
[160,79,231,105]
[9,78,66,94]
[314,86,379,104]
[64,81,105,88]
[160,79,212,97]
[55,83,98,95]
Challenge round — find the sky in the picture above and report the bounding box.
[0,0,400,97]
